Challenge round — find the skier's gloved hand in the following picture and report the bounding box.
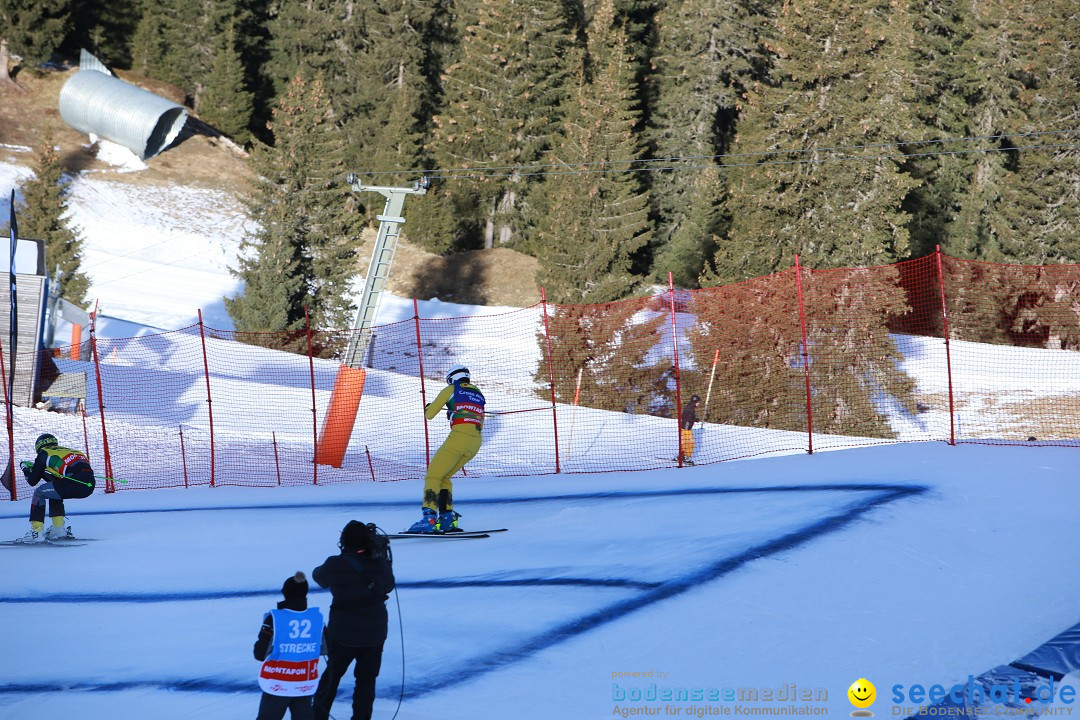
[20,460,32,479]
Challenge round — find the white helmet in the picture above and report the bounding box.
[446,365,470,385]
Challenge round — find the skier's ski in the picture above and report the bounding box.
[387,528,507,540]
[0,539,89,547]
[387,531,490,539]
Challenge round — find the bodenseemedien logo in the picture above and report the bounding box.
[848,678,876,717]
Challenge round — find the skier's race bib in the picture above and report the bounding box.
[258,608,323,696]
[43,447,90,479]
[450,384,485,427]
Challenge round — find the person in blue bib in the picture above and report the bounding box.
[253,571,325,720]
[407,364,485,533]
[16,433,96,543]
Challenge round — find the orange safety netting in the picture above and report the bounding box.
[4,250,1080,497]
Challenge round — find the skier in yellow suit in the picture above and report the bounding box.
[407,365,485,533]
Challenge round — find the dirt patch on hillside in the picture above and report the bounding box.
[0,65,540,308]
[360,235,540,307]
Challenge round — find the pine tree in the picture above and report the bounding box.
[0,0,71,83]
[144,0,258,106]
[687,264,916,439]
[10,136,90,307]
[527,1,652,305]
[528,3,670,419]
[339,0,440,223]
[710,0,921,284]
[935,1,1033,262]
[995,0,1080,352]
[693,0,923,437]
[917,1,1080,349]
[62,0,140,68]
[645,0,773,283]
[901,0,972,260]
[652,165,723,288]
[263,0,369,114]
[535,297,670,416]
[427,0,576,250]
[198,20,254,144]
[227,73,361,350]
[128,7,165,76]
[990,0,1080,265]
[686,274,811,432]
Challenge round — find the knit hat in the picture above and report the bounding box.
[281,571,308,601]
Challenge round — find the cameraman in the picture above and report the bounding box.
[312,520,396,720]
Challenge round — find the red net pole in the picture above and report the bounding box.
[179,426,189,489]
[304,306,318,486]
[197,309,216,487]
[934,245,957,445]
[669,273,685,467]
[794,256,814,454]
[89,303,116,491]
[413,298,431,465]
[540,287,561,473]
[0,333,15,501]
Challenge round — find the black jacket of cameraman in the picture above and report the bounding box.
[312,523,395,648]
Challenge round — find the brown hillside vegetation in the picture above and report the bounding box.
[0,66,538,308]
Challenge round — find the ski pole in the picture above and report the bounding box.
[20,461,127,485]
[567,366,584,460]
[702,348,719,425]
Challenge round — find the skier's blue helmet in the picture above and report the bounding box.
[446,365,470,385]
[35,433,58,453]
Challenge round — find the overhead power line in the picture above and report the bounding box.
[348,127,1079,182]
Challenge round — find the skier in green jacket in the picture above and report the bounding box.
[16,433,95,543]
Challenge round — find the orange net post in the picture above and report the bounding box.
[70,324,82,360]
[314,364,367,469]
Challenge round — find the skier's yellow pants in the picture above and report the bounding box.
[423,425,482,512]
[680,429,695,462]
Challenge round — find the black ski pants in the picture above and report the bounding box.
[312,641,384,720]
[255,692,313,720]
[29,470,95,524]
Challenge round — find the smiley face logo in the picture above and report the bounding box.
[848,678,876,712]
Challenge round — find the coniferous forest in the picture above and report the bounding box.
[1,0,1077,328]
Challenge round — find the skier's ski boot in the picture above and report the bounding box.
[406,508,437,534]
[46,525,74,541]
[16,528,45,544]
[436,511,462,533]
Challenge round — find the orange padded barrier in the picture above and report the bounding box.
[315,364,367,468]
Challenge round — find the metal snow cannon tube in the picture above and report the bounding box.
[58,69,188,159]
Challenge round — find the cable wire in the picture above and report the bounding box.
[345,127,1079,181]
